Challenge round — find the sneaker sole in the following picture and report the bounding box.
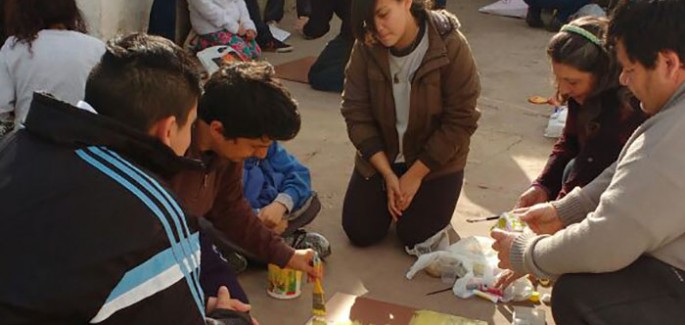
[275,47,293,53]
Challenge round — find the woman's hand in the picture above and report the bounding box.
[383,172,404,221]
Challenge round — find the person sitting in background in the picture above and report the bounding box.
[0,0,104,138]
[300,0,353,93]
[242,141,330,261]
[524,0,591,31]
[243,0,294,52]
[515,16,647,209]
[188,0,261,60]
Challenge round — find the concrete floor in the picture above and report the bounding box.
[240,1,559,324]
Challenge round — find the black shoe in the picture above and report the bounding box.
[547,17,564,32]
[260,38,293,53]
[283,229,331,259]
[526,8,545,28]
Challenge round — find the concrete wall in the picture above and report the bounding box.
[76,0,298,42]
[77,0,155,40]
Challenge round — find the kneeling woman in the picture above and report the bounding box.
[341,0,481,249]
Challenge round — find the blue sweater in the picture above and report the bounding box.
[243,142,312,212]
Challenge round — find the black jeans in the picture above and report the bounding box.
[342,166,464,248]
[199,231,249,304]
[243,0,275,45]
[552,256,685,324]
[302,0,351,40]
[148,0,177,41]
[308,33,354,92]
[264,0,311,22]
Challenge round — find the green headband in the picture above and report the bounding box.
[560,24,603,47]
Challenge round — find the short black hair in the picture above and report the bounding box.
[198,62,301,141]
[608,0,685,69]
[351,0,428,43]
[85,33,201,132]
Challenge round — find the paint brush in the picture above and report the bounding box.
[466,215,499,223]
[312,255,326,318]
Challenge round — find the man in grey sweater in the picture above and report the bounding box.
[491,0,685,323]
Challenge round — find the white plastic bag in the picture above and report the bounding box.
[478,0,529,19]
[406,236,536,304]
[405,227,450,257]
[544,106,568,138]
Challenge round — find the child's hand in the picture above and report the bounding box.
[245,30,257,41]
[258,202,287,232]
[238,23,247,36]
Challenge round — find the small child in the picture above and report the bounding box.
[243,142,331,260]
[188,0,261,60]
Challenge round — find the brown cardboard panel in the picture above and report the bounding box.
[305,293,487,325]
[274,56,317,84]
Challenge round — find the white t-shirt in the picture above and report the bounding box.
[0,30,105,129]
[388,23,429,163]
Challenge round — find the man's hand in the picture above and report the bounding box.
[518,202,563,235]
[515,186,549,208]
[493,269,527,291]
[286,249,321,279]
[206,286,250,314]
[258,202,287,231]
[206,287,260,325]
[490,229,518,270]
[245,30,257,41]
[383,172,404,221]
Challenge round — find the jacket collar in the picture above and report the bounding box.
[24,92,203,178]
[661,83,685,113]
[366,10,457,83]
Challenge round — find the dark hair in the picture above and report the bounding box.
[548,16,619,99]
[85,33,201,132]
[4,0,87,48]
[608,0,685,69]
[351,0,429,43]
[0,1,6,45]
[198,62,301,141]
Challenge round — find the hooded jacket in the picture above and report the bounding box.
[0,93,223,324]
[341,10,481,180]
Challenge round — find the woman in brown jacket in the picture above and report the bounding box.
[341,0,481,249]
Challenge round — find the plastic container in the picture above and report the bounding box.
[267,264,303,299]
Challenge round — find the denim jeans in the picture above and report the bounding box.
[148,0,177,41]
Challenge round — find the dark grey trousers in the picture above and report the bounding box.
[552,256,685,325]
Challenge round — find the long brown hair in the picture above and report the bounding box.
[547,16,619,102]
[4,0,87,48]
